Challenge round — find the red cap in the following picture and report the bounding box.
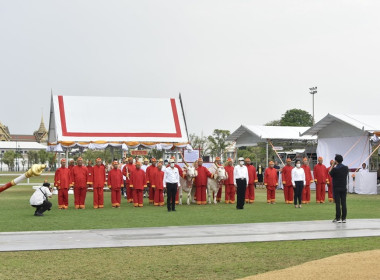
[77,157,83,161]
[198,158,203,162]
[151,158,157,162]
[269,161,274,164]
[245,158,251,161]
[227,158,232,162]
[96,158,102,162]
[318,157,323,160]
[61,158,66,162]
[215,157,221,161]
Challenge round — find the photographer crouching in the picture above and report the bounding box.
[30,181,53,216]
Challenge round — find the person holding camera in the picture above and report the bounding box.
[30,182,52,216]
[329,154,349,223]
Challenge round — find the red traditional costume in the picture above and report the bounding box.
[224,161,235,204]
[326,161,334,202]
[146,161,158,204]
[70,161,89,209]
[92,160,106,208]
[281,162,294,204]
[264,164,278,203]
[108,166,123,207]
[153,169,165,206]
[314,159,328,203]
[54,160,71,209]
[301,162,314,204]
[245,162,258,203]
[130,168,147,207]
[195,162,213,205]
[122,161,136,203]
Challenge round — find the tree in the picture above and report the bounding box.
[189,133,208,157]
[280,109,313,126]
[265,120,281,126]
[38,150,49,165]
[27,151,39,168]
[207,129,231,159]
[2,151,16,171]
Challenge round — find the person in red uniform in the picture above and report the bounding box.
[68,159,75,170]
[224,158,235,204]
[122,157,135,203]
[70,157,89,209]
[146,158,158,204]
[93,157,106,208]
[264,161,278,204]
[87,160,94,187]
[326,159,335,202]
[54,158,71,209]
[281,158,294,204]
[130,161,147,207]
[244,158,258,203]
[153,163,165,206]
[194,158,213,205]
[301,157,314,204]
[314,157,329,203]
[108,160,124,208]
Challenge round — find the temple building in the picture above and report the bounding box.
[0,116,48,144]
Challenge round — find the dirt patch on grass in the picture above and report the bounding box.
[239,249,380,280]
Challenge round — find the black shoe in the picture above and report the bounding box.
[168,209,171,212]
[34,212,44,216]
[172,209,176,211]
[332,219,338,223]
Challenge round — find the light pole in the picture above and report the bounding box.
[309,86,317,125]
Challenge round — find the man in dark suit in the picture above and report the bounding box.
[329,154,349,223]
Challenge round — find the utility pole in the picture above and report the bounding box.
[309,86,317,125]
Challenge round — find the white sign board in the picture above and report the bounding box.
[184,150,200,162]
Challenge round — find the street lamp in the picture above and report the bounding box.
[309,86,317,125]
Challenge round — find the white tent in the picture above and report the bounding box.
[227,125,316,164]
[302,114,380,195]
[47,95,191,152]
[301,114,380,169]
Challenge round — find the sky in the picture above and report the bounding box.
[1,0,379,137]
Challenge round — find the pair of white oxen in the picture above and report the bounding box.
[177,165,228,205]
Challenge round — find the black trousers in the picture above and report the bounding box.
[32,200,52,214]
[166,183,178,211]
[236,179,247,209]
[122,181,126,196]
[335,189,347,220]
[294,181,304,205]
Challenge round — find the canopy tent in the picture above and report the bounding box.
[301,114,380,169]
[302,114,380,195]
[47,95,191,152]
[226,125,317,164]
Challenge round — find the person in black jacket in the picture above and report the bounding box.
[329,154,349,223]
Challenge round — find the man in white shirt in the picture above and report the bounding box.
[234,157,249,210]
[30,182,53,216]
[141,158,149,172]
[164,159,181,212]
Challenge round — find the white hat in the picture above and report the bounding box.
[238,157,244,161]
[169,159,175,163]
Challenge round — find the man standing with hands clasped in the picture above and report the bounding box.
[329,154,349,223]
[164,158,180,212]
[234,157,249,210]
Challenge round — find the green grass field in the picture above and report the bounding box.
[0,184,379,232]
[0,181,379,280]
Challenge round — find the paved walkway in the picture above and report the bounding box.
[1,219,380,252]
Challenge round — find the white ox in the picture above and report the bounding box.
[178,165,197,205]
[207,166,228,204]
